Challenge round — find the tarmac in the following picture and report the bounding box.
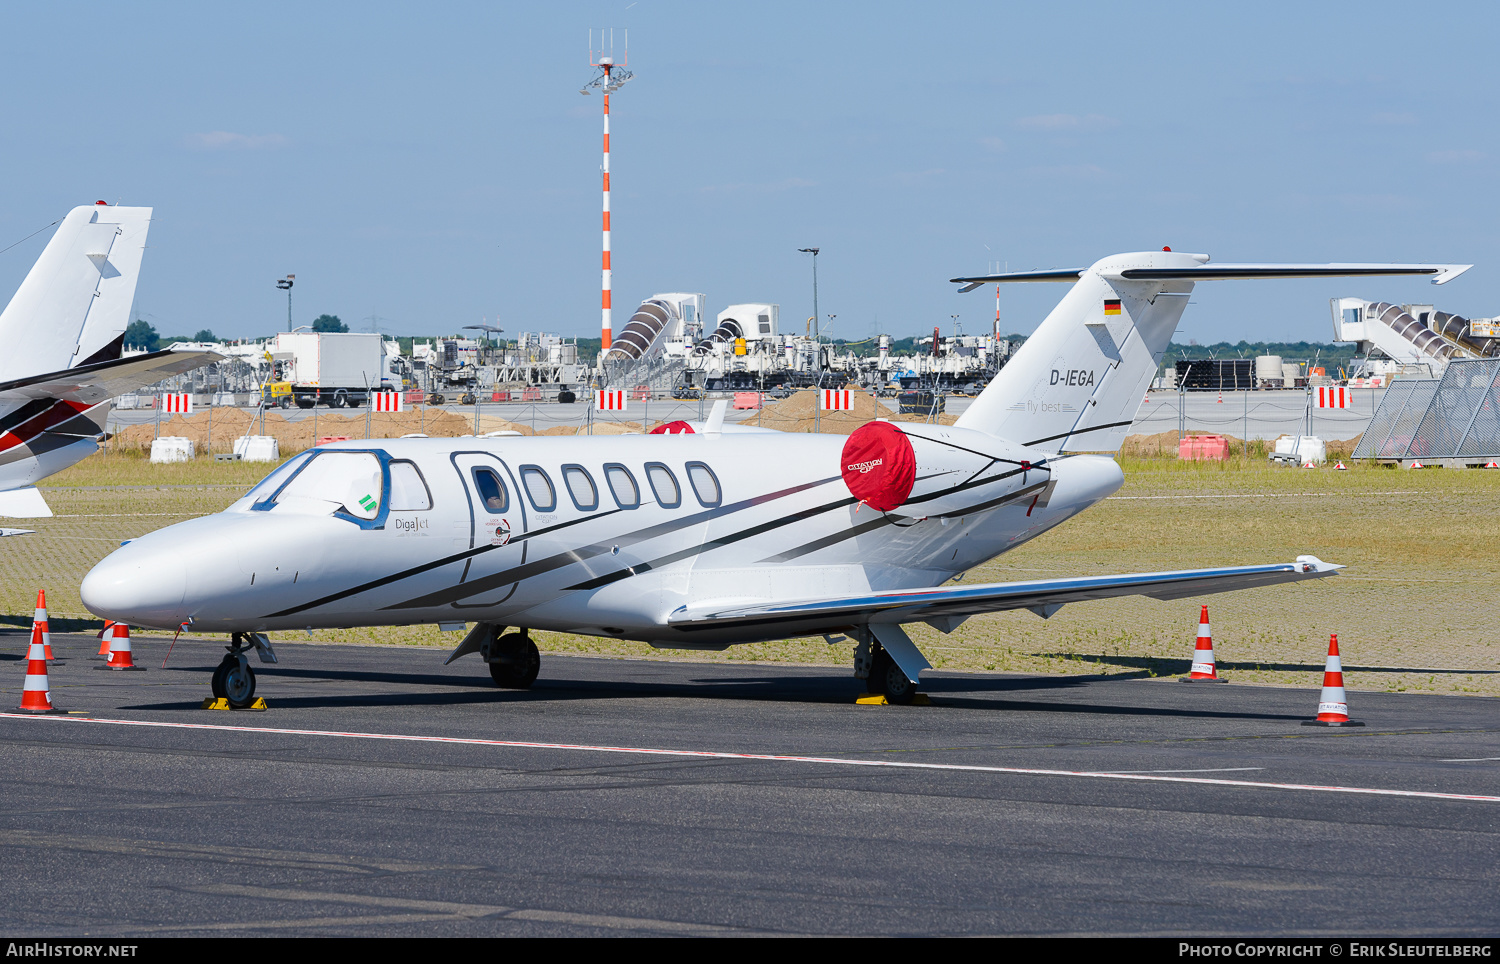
[1,633,1496,936]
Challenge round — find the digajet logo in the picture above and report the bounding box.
[846,458,883,475]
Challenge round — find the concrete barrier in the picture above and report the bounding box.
[149,437,195,463]
[233,436,281,462]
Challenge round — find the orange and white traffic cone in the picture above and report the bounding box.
[32,590,53,661]
[1302,634,1363,727]
[1217,392,1223,404]
[1334,460,1347,470]
[1181,605,1226,682]
[96,622,144,672]
[1409,460,1424,469]
[95,621,116,659]
[1486,461,1500,469]
[18,626,62,714]
[1301,460,1316,469]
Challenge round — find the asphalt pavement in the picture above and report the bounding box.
[0,633,1495,936]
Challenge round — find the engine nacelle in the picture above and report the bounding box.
[840,421,1047,518]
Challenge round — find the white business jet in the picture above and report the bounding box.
[0,203,220,530]
[81,250,1467,707]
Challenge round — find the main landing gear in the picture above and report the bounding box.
[210,633,277,709]
[488,630,540,689]
[853,630,918,705]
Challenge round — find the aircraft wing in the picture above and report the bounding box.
[0,348,222,407]
[668,556,1341,630]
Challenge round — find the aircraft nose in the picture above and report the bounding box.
[81,541,189,629]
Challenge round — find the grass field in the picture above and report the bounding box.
[11,450,1499,698]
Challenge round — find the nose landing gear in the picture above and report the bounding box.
[209,633,277,709]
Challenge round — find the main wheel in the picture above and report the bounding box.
[460,393,476,406]
[873,651,917,705]
[330,392,346,409]
[222,659,257,708]
[488,634,540,689]
[278,396,292,409]
[429,393,445,406]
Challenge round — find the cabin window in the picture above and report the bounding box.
[685,462,721,507]
[470,467,508,513]
[645,462,681,508]
[562,465,598,511]
[389,460,432,511]
[520,465,556,512]
[604,463,639,509]
[275,451,383,520]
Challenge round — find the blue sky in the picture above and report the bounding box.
[0,2,1495,345]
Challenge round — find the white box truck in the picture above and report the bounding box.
[263,332,388,409]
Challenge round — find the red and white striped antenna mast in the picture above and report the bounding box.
[581,28,633,353]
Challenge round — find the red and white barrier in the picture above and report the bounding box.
[162,393,193,414]
[372,392,403,413]
[1317,386,1350,409]
[596,390,627,411]
[822,389,853,411]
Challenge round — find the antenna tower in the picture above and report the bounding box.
[581,29,633,352]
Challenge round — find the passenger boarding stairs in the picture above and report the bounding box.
[1332,298,1498,376]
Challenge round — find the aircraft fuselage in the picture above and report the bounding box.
[81,425,1124,647]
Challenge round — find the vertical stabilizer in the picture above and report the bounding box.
[956,251,1198,452]
[0,205,152,382]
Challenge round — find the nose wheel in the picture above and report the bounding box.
[211,655,257,708]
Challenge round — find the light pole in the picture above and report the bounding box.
[276,275,294,332]
[951,314,960,336]
[798,248,820,342]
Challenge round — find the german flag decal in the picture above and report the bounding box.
[1104,299,1122,315]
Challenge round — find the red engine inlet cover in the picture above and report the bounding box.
[840,421,916,511]
[649,420,695,435]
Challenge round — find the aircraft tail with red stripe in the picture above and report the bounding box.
[0,204,220,522]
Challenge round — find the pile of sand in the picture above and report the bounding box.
[748,391,957,435]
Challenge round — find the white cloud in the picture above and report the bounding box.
[979,136,1006,153]
[184,131,290,151]
[1014,113,1119,131]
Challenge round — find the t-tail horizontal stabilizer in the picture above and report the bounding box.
[951,260,1472,291]
[0,348,222,407]
[948,252,1473,452]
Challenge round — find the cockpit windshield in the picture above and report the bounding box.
[230,452,315,512]
[275,452,384,519]
[233,451,385,521]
